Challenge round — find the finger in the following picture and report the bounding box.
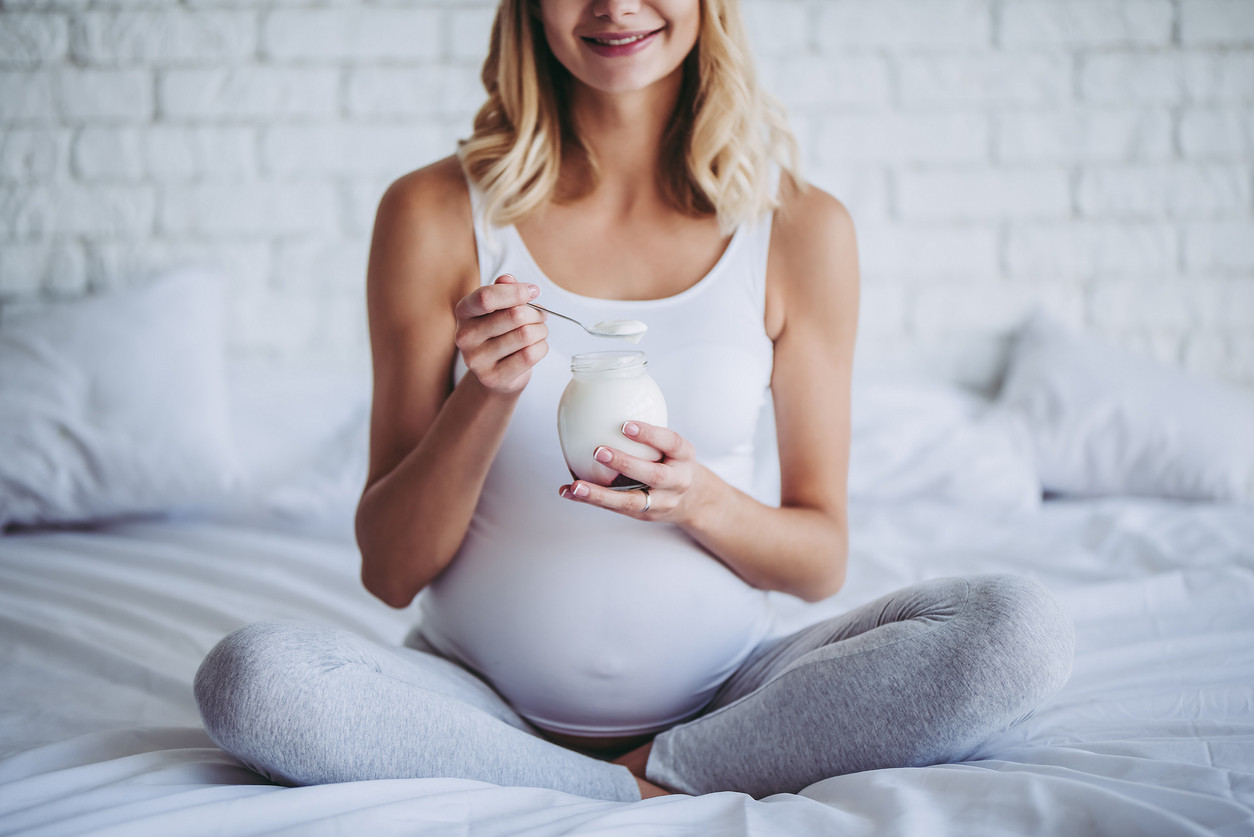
[455,275,540,319]
[621,421,695,462]
[561,481,653,517]
[457,302,546,349]
[473,321,548,371]
[592,445,667,491]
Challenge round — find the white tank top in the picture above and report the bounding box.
[416,179,778,737]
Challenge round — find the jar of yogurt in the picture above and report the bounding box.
[557,350,668,490]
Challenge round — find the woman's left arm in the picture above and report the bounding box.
[562,180,860,602]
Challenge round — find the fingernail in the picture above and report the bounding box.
[573,483,590,498]
[622,421,639,437]
[594,446,612,463]
[527,284,540,299]
[559,486,569,498]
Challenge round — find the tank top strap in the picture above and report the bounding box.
[465,176,506,287]
[739,164,782,316]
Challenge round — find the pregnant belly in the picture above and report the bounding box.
[418,527,773,736]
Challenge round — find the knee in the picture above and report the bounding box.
[194,620,325,772]
[965,575,1075,702]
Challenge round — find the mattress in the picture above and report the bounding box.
[2,499,1251,836]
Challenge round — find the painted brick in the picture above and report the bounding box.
[912,280,1085,335]
[0,184,155,236]
[1077,164,1250,218]
[2,68,153,123]
[158,182,338,236]
[760,55,893,110]
[1180,110,1254,158]
[1001,0,1173,47]
[448,6,496,63]
[0,71,59,121]
[1099,329,1183,367]
[1005,222,1178,280]
[1181,0,1254,45]
[1181,333,1230,377]
[0,13,68,67]
[261,123,445,177]
[1080,53,1180,103]
[814,111,989,163]
[1082,52,1254,103]
[1183,53,1254,103]
[345,66,482,118]
[263,9,439,62]
[73,126,256,180]
[815,0,991,48]
[856,280,909,338]
[184,0,312,7]
[3,0,89,8]
[0,128,70,181]
[0,241,87,298]
[856,221,1000,280]
[855,331,1015,393]
[1184,221,1254,272]
[997,109,1173,162]
[900,53,1071,106]
[741,0,808,56]
[59,68,153,120]
[805,165,890,222]
[1089,278,1218,329]
[273,236,369,291]
[897,168,1071,221]
[70,11,256,66]
[160,67,338,119]
[84,239,270,294]
[1222,335,1254,386]
[344,176,395,236]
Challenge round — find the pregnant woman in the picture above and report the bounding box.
[196,0,1074,799]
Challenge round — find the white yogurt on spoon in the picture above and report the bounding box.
[591,319,648,343]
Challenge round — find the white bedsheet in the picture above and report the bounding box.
[2,500,1252,836]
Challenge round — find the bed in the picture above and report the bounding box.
[2,270,1252,836]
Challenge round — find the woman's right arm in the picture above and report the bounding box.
[354,157,547,608]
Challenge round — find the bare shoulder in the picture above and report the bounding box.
[765,174,860,338]
[772,174,857,268]
[376,155,474,253]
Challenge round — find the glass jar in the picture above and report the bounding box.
[557,350,668,489]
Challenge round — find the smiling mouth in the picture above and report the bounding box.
[583,28,664,48]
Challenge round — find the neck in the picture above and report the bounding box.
[563,70,684,213]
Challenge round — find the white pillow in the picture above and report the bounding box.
[996,312,1254,502]
[752,377,1041,513]
[847,378,1041,513]
[0,268,245,532]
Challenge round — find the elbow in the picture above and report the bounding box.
[355,502,420,610]
[791,527,848,603]
[795,560,846,603]
[361,564,419,610]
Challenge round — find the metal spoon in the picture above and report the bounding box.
[528,303,647,343]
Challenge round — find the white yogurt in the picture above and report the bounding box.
[557,351,667,488]
[591,319,648,343]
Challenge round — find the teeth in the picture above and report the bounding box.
[595,33,647,46]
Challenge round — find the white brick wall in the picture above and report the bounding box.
[0,0,1251,390]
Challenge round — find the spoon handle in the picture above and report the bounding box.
[527,302,586,330]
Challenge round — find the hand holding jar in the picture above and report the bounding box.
[453,275,548,395]
[558,350,700,521]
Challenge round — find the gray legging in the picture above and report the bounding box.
[195,574,1074,800]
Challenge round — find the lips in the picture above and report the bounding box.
[580,27,664,56]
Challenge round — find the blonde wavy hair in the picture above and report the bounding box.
[458,0,801,233]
